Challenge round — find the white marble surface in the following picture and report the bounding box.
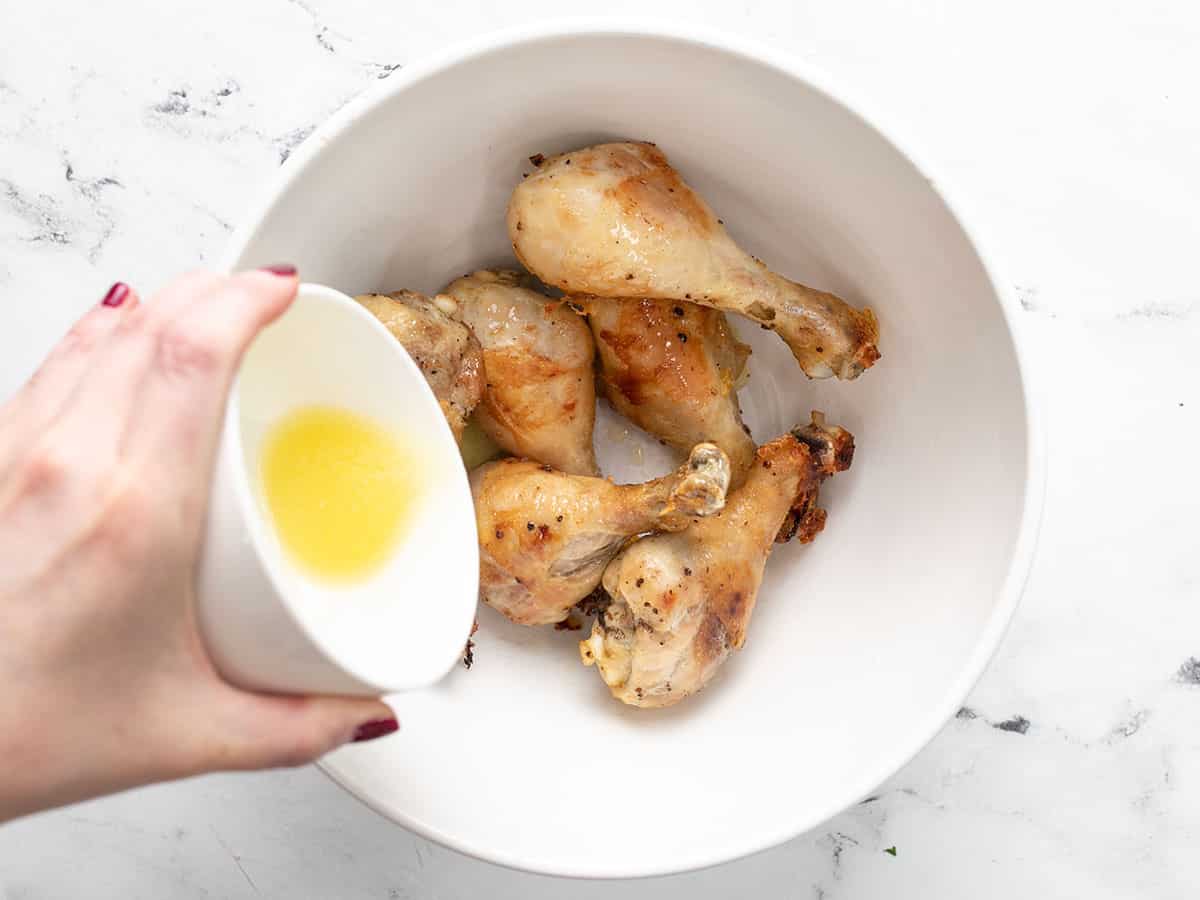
[2,0,1198,896]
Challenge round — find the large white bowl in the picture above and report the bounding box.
[224,21,1043,878]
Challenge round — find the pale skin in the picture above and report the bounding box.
[0,269,397,825]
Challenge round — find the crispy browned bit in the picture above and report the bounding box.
[717,218,724,225]
[495,529,504,539]
[565,158,571,165]
[677,332,688,343]
[529,152,545,166]
[515,221,523,231]
[683,567,692,576]
[526,521,535,531]
[793,506,828,544]
[636,577,645,587]
[555,514,564,522]
[575,586,611,619]
[554,610,584,631]
[776,513,800,544]
[672,306,684,316]
[746,300,776,321]
[540,464,553,472]
[792,413,856,474]
[625,273,634,280]
[463,638,475,669]
[470,618,479,636]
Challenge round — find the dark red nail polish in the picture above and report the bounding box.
[101,282,130,307]
[260,264,297,277]
[352,717,398,743]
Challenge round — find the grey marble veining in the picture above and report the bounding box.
[1,1,1198,897]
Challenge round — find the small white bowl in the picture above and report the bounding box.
[224,22,1043,877]
[197,283,479,695]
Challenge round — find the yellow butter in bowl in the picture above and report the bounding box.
[259,405,419,582]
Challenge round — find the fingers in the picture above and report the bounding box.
[128,269,299,488]
[192,687,399,773]
[0,284,140,470]
[36,270,297,513]
[54,271,228,449]
[27,272,226,472]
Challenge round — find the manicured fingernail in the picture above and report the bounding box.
[260,264,297,277]
[351,717,399,743]
[101,282,130,307]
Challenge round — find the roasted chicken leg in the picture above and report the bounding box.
[580,414,854,707]
[581,296,756,482]
[443,269,598,475]
[508,142,880,380]
[355,290,484,442]
[472,444,731,626]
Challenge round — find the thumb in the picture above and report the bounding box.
[201,688,399,772]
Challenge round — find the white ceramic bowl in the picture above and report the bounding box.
[224,21,1043,878]
[197,284,479,696]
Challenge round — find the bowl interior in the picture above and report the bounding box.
[234,285,479,690]
[228,28,1032,877]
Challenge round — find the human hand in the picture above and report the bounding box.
[0,270,397,823]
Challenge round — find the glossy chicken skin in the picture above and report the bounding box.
[443,269,598,475]
[580,414,854,707]
[472,444,731,626]
[355,290,483,442]
[508,142,880,380]
[581,296,756,482]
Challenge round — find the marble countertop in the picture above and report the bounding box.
[2,1,1198,896]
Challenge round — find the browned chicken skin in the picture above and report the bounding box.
[581,296,756,482]
[472,444,732,626]
[581,414,854,707]
[508,142,880,380]
[355,290,484,442]
[443,269,598,475]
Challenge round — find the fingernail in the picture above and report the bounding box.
[260,264,297,277]
[101,282,130,307]
[351,717,399,743]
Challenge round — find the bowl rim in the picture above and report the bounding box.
[222,17,1047,880]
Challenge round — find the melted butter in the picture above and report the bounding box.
[259,405,418,582]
